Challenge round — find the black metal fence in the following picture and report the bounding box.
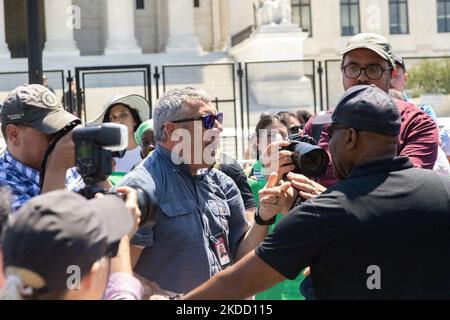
[74,64,152,123]
[160,62,240,159]
[243,59,317,156]
[2,56,449,158]
[401,56,450,119]
[0,69,65,105]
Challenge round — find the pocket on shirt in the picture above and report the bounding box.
[158,200,202,247]
[160,200,197,217]
[208,199,231,217]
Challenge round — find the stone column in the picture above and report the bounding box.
[212,0,222,51]
[104,0,142,55]
[43,0,80,57]
[0,0,10,58]
[164,0,201,54]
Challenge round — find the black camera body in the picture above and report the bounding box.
[73,123,123,186]
[282,133,329,178]
[72,123,157,228]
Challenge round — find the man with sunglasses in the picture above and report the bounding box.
[117,87,278,298]
[300,33,438,190]
[181,85,450,300]
[0,84,84,211]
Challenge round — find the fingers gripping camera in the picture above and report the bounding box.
[72,123,157,228]
[281,133,330,178]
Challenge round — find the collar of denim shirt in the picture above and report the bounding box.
[154,144,212,179]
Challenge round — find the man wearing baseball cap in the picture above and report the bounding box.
[181,85,450,300]
[298,33,439,189]
[0,84,83,211]
[0,187,143,300]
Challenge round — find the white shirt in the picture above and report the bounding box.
[433,146,450,176]
[440,124,450,156]
[114,146,142,173]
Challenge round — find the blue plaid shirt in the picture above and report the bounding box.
[0,149,84,211]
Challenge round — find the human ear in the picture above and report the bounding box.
[346,128,359,150]
[5,124,20,146]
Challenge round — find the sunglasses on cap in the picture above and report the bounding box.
[172,112,224,129]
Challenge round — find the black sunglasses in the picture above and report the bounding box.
[327,123,360,138]
[172,112,224,129]
[289,124,304,134]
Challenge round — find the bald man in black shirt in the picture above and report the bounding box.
[182,85,450,300]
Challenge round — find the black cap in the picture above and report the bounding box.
[0,84,80,134]
[393,54,406,71]
[1,190,133,293]
[313,85,401,136]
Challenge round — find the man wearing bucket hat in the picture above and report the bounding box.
[0,84,84,211]
[92,94,150,173]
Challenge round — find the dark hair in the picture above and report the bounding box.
[1,124,7,142]
[103,104,142,132]
[255,114,283,141]
[277,112,298,128]
[254,114,287,161]
[296,110,313,124]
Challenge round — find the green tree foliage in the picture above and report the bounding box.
[407,59,450,95]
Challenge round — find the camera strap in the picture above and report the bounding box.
[39,121,80,191]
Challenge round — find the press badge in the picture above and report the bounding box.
[209,233,232,268]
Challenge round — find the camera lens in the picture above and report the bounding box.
[133,186,157,228]
[300,149,329,177]
[292,141,329,178]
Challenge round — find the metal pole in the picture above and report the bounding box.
[237,63,245,158]
[318,61,324,112]
[66,70,74,114]
[27,0,43,84]
[154,66,160,100]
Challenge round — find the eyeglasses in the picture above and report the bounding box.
[172,112,224,129]
[266,131,288,141]
[327,123,350,138]
[342,64,392,80]
[327,123,360,138]
[289,124,304,134]
[109,111,131,122]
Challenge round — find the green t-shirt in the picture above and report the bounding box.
[108,171,127,186]
[248,161,305,300]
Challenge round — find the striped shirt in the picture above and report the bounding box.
[0,149,84,211]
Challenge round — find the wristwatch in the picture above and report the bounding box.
[169,293,183,300]
[254,208,276,226]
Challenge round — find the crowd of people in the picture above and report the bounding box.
[0,33,449,300]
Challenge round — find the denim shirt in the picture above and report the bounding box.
[117,145,249,293]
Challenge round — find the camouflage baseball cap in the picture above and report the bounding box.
[340,33,396,67]
[0,84,80,134]
[392,53,406,70]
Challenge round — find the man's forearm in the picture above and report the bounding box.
[183,251,285,300]
[40,168,67,193]
[234,221,270,261]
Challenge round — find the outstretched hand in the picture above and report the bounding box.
[258,172,295,219]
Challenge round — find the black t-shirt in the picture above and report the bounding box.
[219,153,256,210]
[256,157,450,299]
